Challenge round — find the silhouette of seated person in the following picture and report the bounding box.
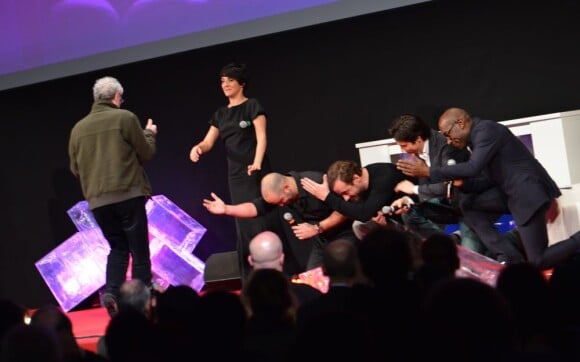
[416,277,517,362]
[0,298,26,354]
[495,262,559,358]
[356,227,423,361]
[296,238,366,329]
[153,285,201,361]
[103,308,159,362]
[241,268,298,360]
[0,323,61,362]
[196,290,247,360]
[97,278,154,359]
[548,256,580,361]
[414,232,460,293]
[30,304,108,362]
[248,230,322,306]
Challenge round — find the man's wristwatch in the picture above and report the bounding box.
[315,222,324,234]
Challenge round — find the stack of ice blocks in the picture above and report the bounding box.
[35,195,207,311]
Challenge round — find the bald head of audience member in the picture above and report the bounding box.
[248,231,285,271]
[322,239,362,286]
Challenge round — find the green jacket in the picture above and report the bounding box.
[68,101,156,209]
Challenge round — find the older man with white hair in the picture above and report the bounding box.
[68,76,158,317]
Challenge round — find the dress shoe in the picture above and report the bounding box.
[100,293,118,318]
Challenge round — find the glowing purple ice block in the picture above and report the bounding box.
[67,195,207,253]
[37,195,207,311]
[35,229,109,312]
[456,245,505,286]
[149,237,205,290]
[146,195,207,254]
[66,201,101,232]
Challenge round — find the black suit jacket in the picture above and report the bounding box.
[417,129,470,202]
[429,118,561,225]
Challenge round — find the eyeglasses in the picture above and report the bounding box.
[440,120,459,138]
[120,97,125,104]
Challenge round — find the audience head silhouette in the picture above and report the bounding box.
[421,232,460,276]
[248,230,285,271]
[322,238,362,285]
[359,227,414,287]
[419,277,516,361]
[118,279,152,317]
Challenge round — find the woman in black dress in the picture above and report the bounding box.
[190,62,271,280]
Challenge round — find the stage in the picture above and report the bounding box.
[68,306,109,352]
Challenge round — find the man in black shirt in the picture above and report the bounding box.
[300,160,412,239]
[203,171,356,275]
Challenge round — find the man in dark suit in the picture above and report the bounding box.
[388,114,484,247]
[396,107,580,269]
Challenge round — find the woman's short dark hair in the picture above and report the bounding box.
[220,62,249,89]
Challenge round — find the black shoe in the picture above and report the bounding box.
[101,293,118,318]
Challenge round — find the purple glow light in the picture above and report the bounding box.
[36,195,207,311]
[0,0,337,77]
[35,229,109,312]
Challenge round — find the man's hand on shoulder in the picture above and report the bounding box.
[300,175,330,201]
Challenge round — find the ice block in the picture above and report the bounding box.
[36,195,207,311]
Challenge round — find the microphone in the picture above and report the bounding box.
[239,120,252,128]
[446,159,456,199]
[283,212,296,225]
[381,204,410,214]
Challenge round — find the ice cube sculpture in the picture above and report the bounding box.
[36,195,207,311]
[35,229,109,312]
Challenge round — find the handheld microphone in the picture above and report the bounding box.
[283,212,296,225]
[381,204,410,214]
[239,120,252,128]
[446,159,456,199]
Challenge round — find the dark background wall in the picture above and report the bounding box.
[2,0,579,308]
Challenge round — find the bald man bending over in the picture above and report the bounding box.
[204,171,357,274]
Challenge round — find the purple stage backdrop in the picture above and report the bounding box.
[0,0,427,91]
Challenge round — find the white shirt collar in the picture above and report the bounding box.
[418,139,430,166]
[421,139,430,156]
